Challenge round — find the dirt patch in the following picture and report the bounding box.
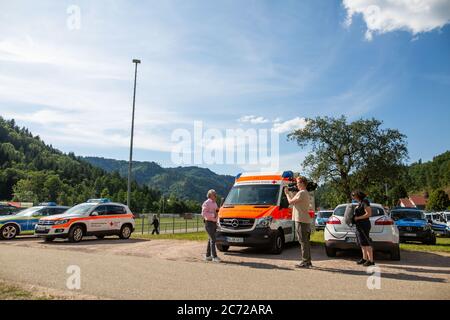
[5,236,450,279]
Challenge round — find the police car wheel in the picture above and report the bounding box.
[0,224,18,240]
[119,225,132,239]
[69,225,84,243]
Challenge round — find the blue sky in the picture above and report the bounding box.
[0,0,449,175]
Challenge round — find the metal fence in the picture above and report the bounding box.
[134,213,205,234]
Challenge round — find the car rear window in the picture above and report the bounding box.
[334,205,385,217]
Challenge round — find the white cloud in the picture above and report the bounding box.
[272,117,308,134]
[343,0,450,40]
[238,115,270,124]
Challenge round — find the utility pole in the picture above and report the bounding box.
[127,59,141,208]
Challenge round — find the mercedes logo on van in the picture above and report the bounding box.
[231,219,239,228]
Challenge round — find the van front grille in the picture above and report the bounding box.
[220,218,255,230]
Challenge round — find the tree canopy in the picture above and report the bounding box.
[288,116,408,204]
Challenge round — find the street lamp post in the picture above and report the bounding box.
[127,59,141,208]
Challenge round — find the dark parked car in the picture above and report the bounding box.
[390,208,436,245]
[0,204,22,216]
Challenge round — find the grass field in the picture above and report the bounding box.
[132,231,209,241]
[311,230,450,253]
[132,229,450,253]
[400,236,450,253]
[134,216,204,234]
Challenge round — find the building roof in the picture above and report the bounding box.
[399,198,414,207]
[409,195,427,207]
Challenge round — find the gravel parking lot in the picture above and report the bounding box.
[0,236,449,300]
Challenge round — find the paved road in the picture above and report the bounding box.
[0,238,449,299]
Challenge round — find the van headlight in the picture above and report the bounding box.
[255,217,272,229]
[54,219,69,225]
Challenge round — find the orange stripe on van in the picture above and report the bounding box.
[236,175,287,182]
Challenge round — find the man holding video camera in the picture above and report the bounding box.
[284,175,313,268]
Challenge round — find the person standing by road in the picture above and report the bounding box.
[284,176,312,268]
[352,190,375,266]
[151,214,160,235]
[202,189,221,263]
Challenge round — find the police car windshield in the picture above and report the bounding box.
[15,207,42,217]
[224,184,280,206]
[391,210,425,221]
[64,203,96,216]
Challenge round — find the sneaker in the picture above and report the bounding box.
[212,257,222,263]
[357,259,367,265]
[204,255,213,262]
[363,260,375,267]
[296,262,312,269]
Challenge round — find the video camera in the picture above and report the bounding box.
[286,180,318,193]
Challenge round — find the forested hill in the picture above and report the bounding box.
[82,157,235,202]
[0,117,221,213]
[407,151,450,193]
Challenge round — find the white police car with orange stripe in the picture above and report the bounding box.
[35,199,135,242]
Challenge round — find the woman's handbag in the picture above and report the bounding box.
[344,204,355,226]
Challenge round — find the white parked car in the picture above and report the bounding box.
[324,203,400,260]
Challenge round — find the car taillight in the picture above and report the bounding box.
[375,217,394,225]
[327,216,341,224]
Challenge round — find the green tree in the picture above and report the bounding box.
[43,175,64,202]
[288,116,408,202]
[100,187,111,199]
[12,179,38,203]
[426,189,450,211]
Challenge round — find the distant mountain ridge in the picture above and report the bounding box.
[82,157,235,202]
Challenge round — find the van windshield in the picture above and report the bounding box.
[224,184,280,206]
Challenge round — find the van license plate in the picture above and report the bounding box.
[226,237,244,243]
[36,226,47,231]
[346,237,357,243]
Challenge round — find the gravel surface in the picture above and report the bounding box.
[0,237,449,300]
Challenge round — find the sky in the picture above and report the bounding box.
[1,0,449,175]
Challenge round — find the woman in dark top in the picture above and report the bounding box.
[352,190,375,266]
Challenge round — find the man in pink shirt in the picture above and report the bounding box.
[202,189,221,262]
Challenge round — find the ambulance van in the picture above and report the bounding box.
[215,171,315,254]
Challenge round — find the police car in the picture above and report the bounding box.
[0,203,69,240]
[35,199,135,242]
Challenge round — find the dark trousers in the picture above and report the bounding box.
[296,222,312,264]
[205,221,217,258]
[152,226,159,235]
